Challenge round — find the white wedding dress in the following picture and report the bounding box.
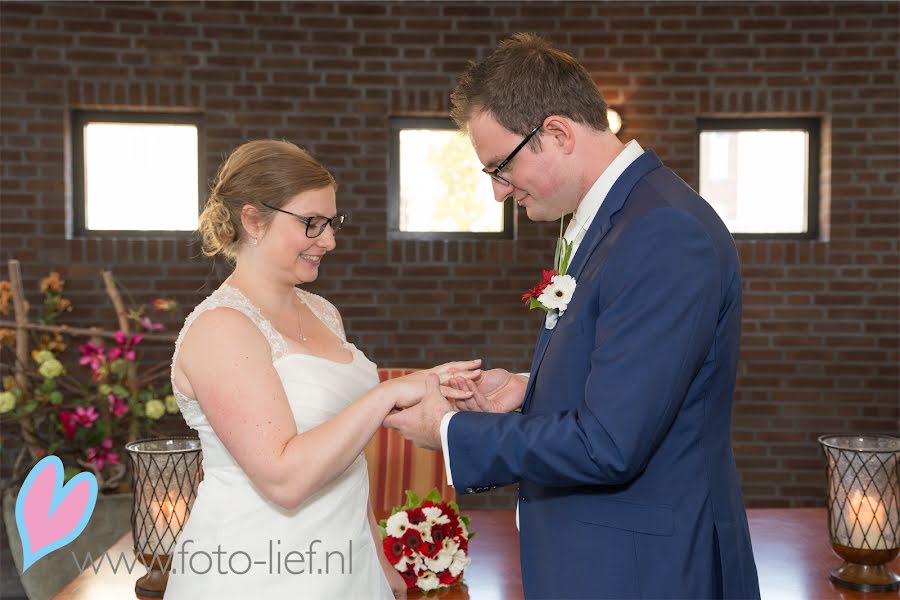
[165,283,393,599]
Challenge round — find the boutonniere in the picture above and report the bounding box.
[521,218,577,330]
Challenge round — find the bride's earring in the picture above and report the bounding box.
[252,237,258,246]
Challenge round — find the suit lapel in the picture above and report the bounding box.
[522,151,663,412]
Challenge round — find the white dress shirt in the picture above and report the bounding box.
[438,141,645,526]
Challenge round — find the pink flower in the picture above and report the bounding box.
[108,393,129,417]
[86,438,119,471]
[108,331,143,361]
[73,405,99,427]
[139,317,164,332]
[60,406,99,438]
[79,340,106,371]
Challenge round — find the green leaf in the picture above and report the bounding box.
[559,240,574,275]
[49,391,63,405]
[110,360,128,377]
[553,236,563,272]
[112,384,130,398]
[529,297,548,311]
[23,400,38,414]
[424,488,442,504]
[405,490,421,508]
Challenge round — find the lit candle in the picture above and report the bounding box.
[149,493,188,553]
[846,489,886,549]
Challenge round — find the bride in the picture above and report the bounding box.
[166,140,479,599]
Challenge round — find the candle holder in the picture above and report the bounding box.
[819,434,900,592]
[126,438,203,598]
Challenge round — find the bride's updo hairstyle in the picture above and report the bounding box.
[198,140,336,261]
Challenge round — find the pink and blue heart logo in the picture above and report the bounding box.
[15,455,98,571]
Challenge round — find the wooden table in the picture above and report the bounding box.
[53,508,900,599]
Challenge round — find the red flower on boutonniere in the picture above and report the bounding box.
[521,269,557,304]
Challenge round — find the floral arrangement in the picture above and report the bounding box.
[522,218,577,330]
[380,488,473,593]
[0,271,181,491]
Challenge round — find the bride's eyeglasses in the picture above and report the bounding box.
[261,203,347,238]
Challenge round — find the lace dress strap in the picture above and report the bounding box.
[170,285,291,407]
[297,289,346,342]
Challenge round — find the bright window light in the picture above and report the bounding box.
[82,121,199,231]
[396,126,504,234]
[699,120,818,237]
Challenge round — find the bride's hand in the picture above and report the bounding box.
[407,359,482,385]
[379,373,472,411]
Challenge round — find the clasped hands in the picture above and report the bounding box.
[381,359,528,450]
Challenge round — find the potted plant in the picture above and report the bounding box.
[0,266,182,599]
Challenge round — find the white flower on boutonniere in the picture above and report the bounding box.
[538,274,577,312]
[521,217,578,330]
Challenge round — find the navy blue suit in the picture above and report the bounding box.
[447,151,761,599]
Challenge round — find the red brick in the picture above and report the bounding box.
[0,1,894,526]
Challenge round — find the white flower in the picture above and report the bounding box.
[448,549,470,577]
[424,548,454,572]
[442,536,460,555]
[385,511,411,538]
[418,522,434,543]
[537,274,577,312]
[33,350,55,365]
[0,391,15,414]
[145,399,166,420]
[422,506,451,526]
[417,571,440,592]
[38,359,65,379]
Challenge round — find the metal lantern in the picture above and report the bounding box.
[819,434,900,592]
[126,438,203,598]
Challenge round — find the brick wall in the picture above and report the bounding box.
[1,4,897,590]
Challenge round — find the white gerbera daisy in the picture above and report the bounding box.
[448,549,470,577]
[417,571,440,591]
[537,274,577,311]
[385,511,411,538]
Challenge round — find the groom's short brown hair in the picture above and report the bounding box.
[450,33,610,141]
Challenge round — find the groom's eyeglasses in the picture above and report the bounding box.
[482,123,542,186]
[261,203,347,238]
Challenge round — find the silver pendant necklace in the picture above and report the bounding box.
[297,306,308,343]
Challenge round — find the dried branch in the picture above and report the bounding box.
[0,320,176,343]
[101,271,141,400]
[8,259,41,462]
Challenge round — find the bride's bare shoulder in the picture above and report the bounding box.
[180,306,268,359]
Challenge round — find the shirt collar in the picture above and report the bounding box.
[565,140,645,241]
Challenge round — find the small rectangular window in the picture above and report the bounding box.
[71,111,204,236]
[698,118,820,239]
[388,117,513,240]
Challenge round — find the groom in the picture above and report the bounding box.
[386,33,760,599]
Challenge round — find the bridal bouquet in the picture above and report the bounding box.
[380,489,473,592]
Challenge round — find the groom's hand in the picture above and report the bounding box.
[448,368,527,413]
[383,374,452,450]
